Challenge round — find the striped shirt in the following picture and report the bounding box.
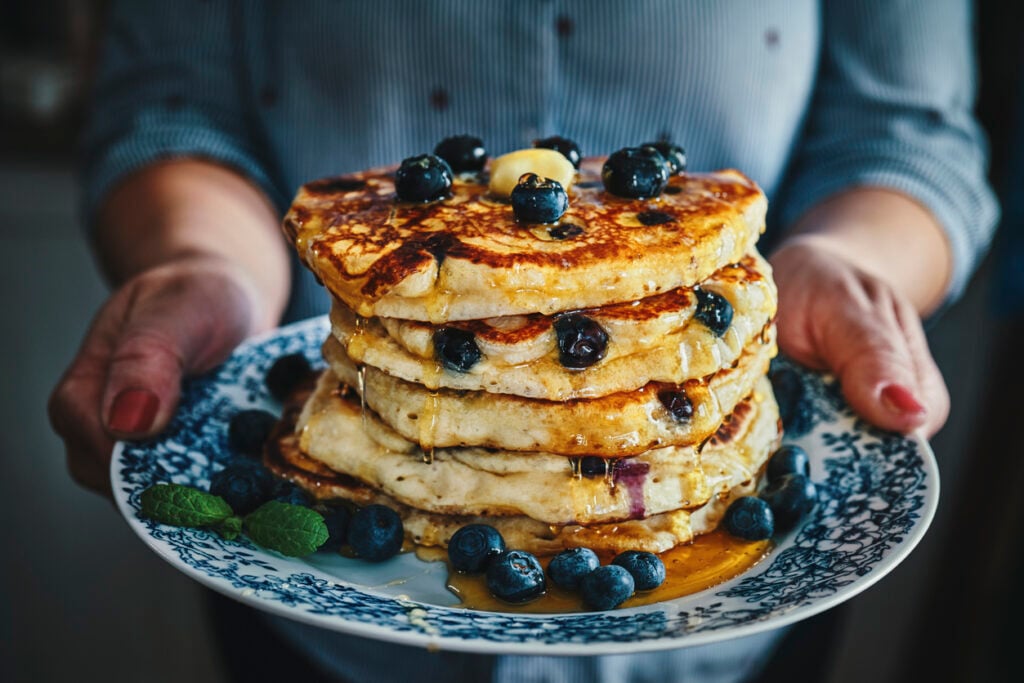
[81,1,996,681]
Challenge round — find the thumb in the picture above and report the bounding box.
[101,267,257,439]
[811,291,929,435]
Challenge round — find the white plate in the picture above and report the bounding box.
[112,315,938,655]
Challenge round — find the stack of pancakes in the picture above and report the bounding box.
[271,156,781,556]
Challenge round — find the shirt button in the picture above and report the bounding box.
[556,15,573,38]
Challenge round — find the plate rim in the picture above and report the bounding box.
[111,316,941,655]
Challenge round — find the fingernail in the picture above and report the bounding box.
[108,388,160,433]
[880,384,926,416]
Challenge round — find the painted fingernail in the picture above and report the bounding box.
[880,384,926,416]
[108,388,160,433]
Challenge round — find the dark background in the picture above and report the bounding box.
[1,2,1021,681]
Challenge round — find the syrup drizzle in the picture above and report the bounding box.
[444,529,771,614]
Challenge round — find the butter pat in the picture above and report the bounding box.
[488,148,576,198]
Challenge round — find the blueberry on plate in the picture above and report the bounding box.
[348,504,404,562]
[265,353,314,403]
[486,550,547,604]
[601,147,670,199]
[766,444,811,482]
[448,524,506,573]
[533,135,582,169]
[580,564,635,611]
[395,154,453,202]
[769,364,814,437]
[641,141,687,174]
[761,473,816,532]
[433,327,482,373]
[612,550,666,591]
[272,480,313,507]
[448,528,503,573]
[511,173,568,224]
[209,460,275,515]
[553,314,609,369]
[433,134,487,173]
[227,409,278,458]
[693,287,733,337]
[548,547,600,591]
[319,506,352,552]
[722,496,774,541]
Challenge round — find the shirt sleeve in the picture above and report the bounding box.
[79,1,282,222]
[777,0,999,302]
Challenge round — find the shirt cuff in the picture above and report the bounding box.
[778,150,997,304]
[80,106,283,226]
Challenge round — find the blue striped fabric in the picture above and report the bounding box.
[79,1,996,680]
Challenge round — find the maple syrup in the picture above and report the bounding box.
[442,529,770,614]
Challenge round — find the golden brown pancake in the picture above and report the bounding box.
[267,376,779,554]
[284,160,767,322]
[331,252,777,400]
[322,328,776,456]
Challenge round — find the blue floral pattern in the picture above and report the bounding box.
[113,317,937,653]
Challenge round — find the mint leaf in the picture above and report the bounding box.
[243,501,328,557]
[140,483,233,527]
[216,516,243,541]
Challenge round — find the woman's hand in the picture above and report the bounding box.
[48,160,289,497]
[48,255,265,496]
[770,237,949,437]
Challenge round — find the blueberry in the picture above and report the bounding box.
[553,314,608,369]
[395,154,453,202]
[693,287,733,337]
[511,173,568,224]
[272,480,312,507]
[348,504,404,562]
[534,135,582,168]
[767,444,811,482]
[641,141,686,174]
[548,547,600,590]
[434,135,487,173]
[227,409,278,458]
[209,461,275,515]
[612,550,666,591]
[485,550,547,604]
[722,496,774,541]
[580,456,613,477]
[602,147,670,199]
[448,524,506,573]
[580,565,635,611]
[769,365,814,437]
[319,506,351,552]
[761,474,816,532]
[433,327,482,373]
[265,353,314,403]
[657,389,694,423]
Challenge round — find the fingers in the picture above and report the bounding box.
[49,259,259,497]
[772,242,949,437]
[100,269,255,440]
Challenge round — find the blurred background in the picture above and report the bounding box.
[1,2,1021,681]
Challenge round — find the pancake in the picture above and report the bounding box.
[322,327,777,456]
[289,370,778,525]
[267,376,779,554]
[284,159,767,322]
[331,252,777,400]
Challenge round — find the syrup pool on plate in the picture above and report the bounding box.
[427,529,771,614]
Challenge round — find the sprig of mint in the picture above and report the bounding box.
[141,483,233,527]
[244,501,329,557]
[139,484,327,556]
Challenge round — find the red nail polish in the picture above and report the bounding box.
[880,384,926,416]
[108,388,160,433]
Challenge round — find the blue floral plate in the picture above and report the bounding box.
[112,316,938,655]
